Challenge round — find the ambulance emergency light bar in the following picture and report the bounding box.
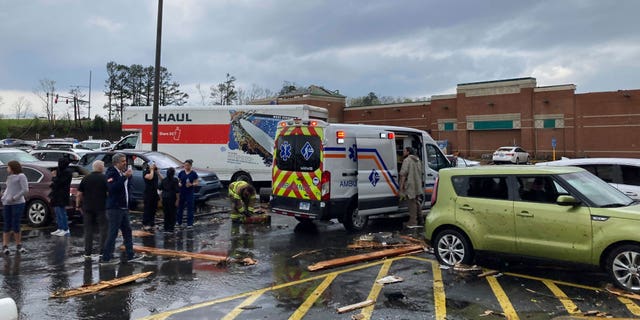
[279,118,326,127]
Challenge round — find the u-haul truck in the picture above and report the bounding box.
[270,119,450,231]
[115,105,328,184]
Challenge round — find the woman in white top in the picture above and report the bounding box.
[2,160,29,255]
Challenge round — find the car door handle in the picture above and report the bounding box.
[459,205,474,212]
[517,211,534,218]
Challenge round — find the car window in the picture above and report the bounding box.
[621,165,640,186]
[130,155,145,170]
[560,171,633,207]
[275,135,321,172]
[453,176,509,200]
[23,167,43,183]
[0,151,40,164]
[593,164,622,184]
[516,176,559,203]
[426,144,449,171]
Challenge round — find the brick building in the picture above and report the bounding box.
[261,78,639,159]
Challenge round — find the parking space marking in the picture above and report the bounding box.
[289,273,337,320]
[360,260,392,319]
[543,280,581,315]
[430,258,447,320]
[618,297,640,316]
[484,268,520,320]
[222,289,268,320]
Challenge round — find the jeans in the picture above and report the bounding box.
[54,206,68,231]
[3,203,25,233]
[177,192,195,226]
[162,197,177,232]
[83,209,108,256]
[102,208,134,262]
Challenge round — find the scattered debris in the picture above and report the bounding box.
[240,305,262,310]
[128,245,229,263]
[241,257,257,266]
[604,283,640,301]
[51,272,153,298]
[376,275,403,285]
[351,314,365,320]
[525,288,585,301]
[129,230,154,237]
[308,245,424,271]
[336,299,375,314]
[439,265,450,270]
[453,264,483,273]
[477,270,499,278]
[479,310,506,317]
[291,249,322,259]
[413,269,429,275]
[583,310,611,317]
[242,214,271,224]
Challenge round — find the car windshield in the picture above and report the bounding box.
[560,171,634,207]
[145,152,184,169]
[498,148,513,152]
[0,151,40,164]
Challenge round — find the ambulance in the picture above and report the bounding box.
[115,105,328,185]
[270,119,451,231]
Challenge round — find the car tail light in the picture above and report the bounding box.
[506,153,514,156]
[430,177,439,207]
[321,171,331,201]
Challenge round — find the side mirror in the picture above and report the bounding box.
[557,195,580,206]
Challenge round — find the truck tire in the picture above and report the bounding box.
[231,172,253,184]
[259,187,271,203]
[343,205,368,232]
[26,199,51,228]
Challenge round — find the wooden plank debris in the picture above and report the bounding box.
[131,230,154,237]
[453,264,483,273]
[51,271,153,298]
[131,245,229,263]
[308,245,424,271]
[477,270,499,278]
[336,299,375,314]
[291,249,322,259]
[605,283,640,301]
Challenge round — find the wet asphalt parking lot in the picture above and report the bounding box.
[1,198,640,319]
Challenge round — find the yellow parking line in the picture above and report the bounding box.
[485,268,519,320]
[543,280,581,315]
[221,289,268,320]
[431,261,446,320]
[360,260,393,319]
[289,274,337,320]
[503,272,599,291]
[618,297,640,316]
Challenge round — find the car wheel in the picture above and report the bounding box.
[606,244,640,293]
[433,229,474,266]
[343,205,368,232]
[295,217,313,223]
[231,172,252,184]
[26,199,51,228]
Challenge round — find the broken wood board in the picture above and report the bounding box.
[128,245,229,263]
[337,299,375,314]
[453,263,483,273]
[51,271,153,298]
[131,230,154,237]
[605,283,640,301]
[308,245,424,271]
[347,240,415,250]
[477,270,499,278]
[376,275,403,285]
[291,249,322,259]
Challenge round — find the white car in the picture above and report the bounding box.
[492,146,529,164]
[78,139,112,151]
[536,157,640,200]
[447,155,481,167]
[30,149,82,164]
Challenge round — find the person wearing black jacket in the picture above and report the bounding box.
[76,160,108,260]
[142,161,162,231]
[49,158,72,237]
[158,167,179,233]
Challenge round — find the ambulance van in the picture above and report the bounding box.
[270,119,450,231]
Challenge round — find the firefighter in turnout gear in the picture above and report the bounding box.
[229,181,257,223]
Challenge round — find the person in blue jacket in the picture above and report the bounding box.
[100,153,141,265]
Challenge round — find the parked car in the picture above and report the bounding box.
[77,150,223,208]
[536,157,640,200]
[0,163,86,227]
[492,146,529,164]
[35,139,75,150]
[425,165,640,293]
[78,139,112,151]
[30,149,82,164]
[446,155,481,167]
[0,148,42,164]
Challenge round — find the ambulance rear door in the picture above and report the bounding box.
[356,131,399,214]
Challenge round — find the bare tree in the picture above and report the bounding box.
[237,84,274,104]
[34,78,56,128]
[195,83,208,106]
[12,97,32,119]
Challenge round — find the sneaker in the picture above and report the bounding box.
[127,255,145,263]
[17,246,27,254]
[99,258,120,266]
[50,229,63,236]
[2,246,9,255]
[61,230,70,237]
[186,225,193,230]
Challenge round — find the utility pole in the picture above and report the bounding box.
[152,0,163,151]
[88,70,92,119]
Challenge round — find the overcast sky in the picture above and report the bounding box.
[1,0,639,118]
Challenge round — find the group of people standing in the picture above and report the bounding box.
[1,153,199,265]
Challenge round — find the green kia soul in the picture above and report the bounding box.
[425,166,640,293]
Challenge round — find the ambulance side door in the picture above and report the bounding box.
[356,132,399,214]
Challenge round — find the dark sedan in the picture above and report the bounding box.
[0,163,86,227]
[77,150,223,209]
